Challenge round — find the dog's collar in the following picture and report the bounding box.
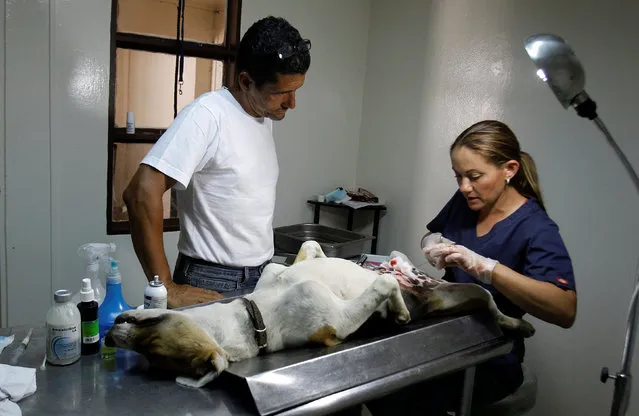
[240,297,267,354]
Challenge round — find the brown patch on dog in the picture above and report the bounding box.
[129,314,228,376]
[308,325,342,347]
[293,251,307,264]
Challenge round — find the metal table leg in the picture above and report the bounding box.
[459,366,476,416]
[346,209,354,230]
[371,209,381,254]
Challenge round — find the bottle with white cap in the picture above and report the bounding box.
[77,278,100,355]
[126,111,135,134]
[46,289,81,365]
[144,275,168,309]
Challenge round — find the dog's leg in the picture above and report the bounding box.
[254,263,289,292]
[334,274,411,339]
[375,273,413,323]
[426,283,535,337]
[293,240,327,264]
[286,274,411,348]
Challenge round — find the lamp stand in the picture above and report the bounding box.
[523,32,638,416]
[593,114,639,416]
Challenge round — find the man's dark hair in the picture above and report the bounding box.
[237,16,311,88]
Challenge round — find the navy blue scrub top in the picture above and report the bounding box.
[427,191,576,369]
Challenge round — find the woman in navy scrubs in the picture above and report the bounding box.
[367,120,577,415]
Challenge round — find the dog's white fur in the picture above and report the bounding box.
[106,241,412,387]
[106,241,533,388]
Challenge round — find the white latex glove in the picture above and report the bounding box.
[425,244,499,284]
[421,233,456,268]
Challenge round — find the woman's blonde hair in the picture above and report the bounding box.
[450,120,546,212]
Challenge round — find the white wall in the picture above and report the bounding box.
[4,0,54,326]
[2,0,371,326]
[0,0,5,325]
[358,0,639,414]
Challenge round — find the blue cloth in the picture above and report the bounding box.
[173,253,269,293]
[427,190,576,387]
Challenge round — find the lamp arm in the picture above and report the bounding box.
[593,116,639,416]
[593,117,639,195]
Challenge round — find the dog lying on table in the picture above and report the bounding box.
[105,241,534,388]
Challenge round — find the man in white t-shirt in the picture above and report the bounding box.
[123,16,311,308]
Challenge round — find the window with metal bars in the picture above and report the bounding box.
[107,0,242,234]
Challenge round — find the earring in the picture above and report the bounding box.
[506,177,511,185]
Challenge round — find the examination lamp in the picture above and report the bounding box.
[525,33,638,416]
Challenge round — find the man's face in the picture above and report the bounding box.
[242,73,306,120]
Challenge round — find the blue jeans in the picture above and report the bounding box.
[173,253,270,293]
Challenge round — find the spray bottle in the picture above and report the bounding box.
[74,243,116,306]
[78,278,100,355]
[98,259,132,341]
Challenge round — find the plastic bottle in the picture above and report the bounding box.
[46,289,81,366]
[126,111,135,134]
[98,260,132,341]
[77,278,100,355]
[144,275,168,309]
[73,243,116,306]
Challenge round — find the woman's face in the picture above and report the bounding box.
[450,146,515,212]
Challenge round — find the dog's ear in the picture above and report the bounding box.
[175,350,229,389]
[191,350,229,375]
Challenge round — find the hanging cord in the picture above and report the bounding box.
[170,0,186,218]
[179,0,185,96]
[173,0,186,118]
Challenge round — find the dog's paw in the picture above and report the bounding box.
[394,310,411,325]
[499,316,536,338]
[496,314,536,338]
[294,241,326,263]
[517,319,536,338]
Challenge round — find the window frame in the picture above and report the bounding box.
[106,0,242,235]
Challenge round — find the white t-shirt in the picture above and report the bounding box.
[141,88,279,267]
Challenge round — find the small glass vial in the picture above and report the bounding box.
[101,338,116,362]
[46,289,81,366]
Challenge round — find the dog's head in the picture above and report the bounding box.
[105,309,228,388]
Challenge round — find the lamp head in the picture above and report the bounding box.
[525,33,597,119]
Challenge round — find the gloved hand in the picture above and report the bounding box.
[424,243,499,284]
[421,233,456,269]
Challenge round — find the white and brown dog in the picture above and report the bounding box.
[105,241,534,388]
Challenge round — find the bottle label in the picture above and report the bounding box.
[47,323,80,361]
[144,295,167,309]
[81,319,99,344]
